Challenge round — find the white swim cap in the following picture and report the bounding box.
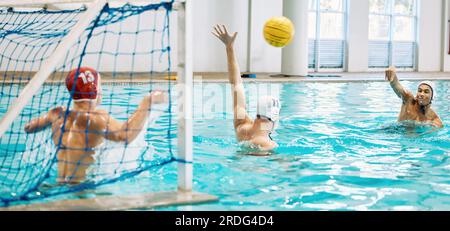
[257,95,281,122]
[418,81,436,101]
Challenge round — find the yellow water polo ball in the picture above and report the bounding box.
[263,16,295,48]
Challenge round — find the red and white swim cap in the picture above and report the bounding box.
[65,67,101,102]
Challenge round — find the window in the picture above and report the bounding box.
[368,0,417,69]
[308,0,347,71]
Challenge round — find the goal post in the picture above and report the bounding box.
[176,0,193,192]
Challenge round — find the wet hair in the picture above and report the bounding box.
[256,114,273,122]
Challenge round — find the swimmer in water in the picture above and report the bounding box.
[212,24,281,151]
[24,67,167,184]
[385,66,443,128]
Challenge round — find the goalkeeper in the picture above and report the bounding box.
[24,67,167,184]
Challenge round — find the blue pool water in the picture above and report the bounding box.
[1,80,450,210]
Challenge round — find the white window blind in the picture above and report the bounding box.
[368,0,417,69]
[308,0,347,70]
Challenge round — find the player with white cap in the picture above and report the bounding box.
[213,24,281,151]
[385,66,442,128]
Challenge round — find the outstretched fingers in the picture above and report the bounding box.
[222,24,228,35]
[214,24,223,35]
[213,25,225,41]
[212,24,238,46]
[211,30,220,40]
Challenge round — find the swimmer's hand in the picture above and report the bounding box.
[24,123,33,133]
[24,121,44,133]
[148,90,168,104]
[385,66,398,83]
[212,24,237,48]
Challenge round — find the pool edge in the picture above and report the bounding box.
[0,191,218,211]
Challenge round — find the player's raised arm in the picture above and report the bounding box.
[385,66,413,103]
[103,91,167,144]
[212,24,251,128]
[24,106,65,133]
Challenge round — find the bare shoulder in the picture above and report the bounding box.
[235,118,254,136]
[431,110,443,128]
[93,109,110,116]
[234,111,253,129]
[435,119,444,128]
[49,106,66,114]
[90,109,111,124]
[71,109,110,129]
[48,106,66,120]
[427,108,440,118]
